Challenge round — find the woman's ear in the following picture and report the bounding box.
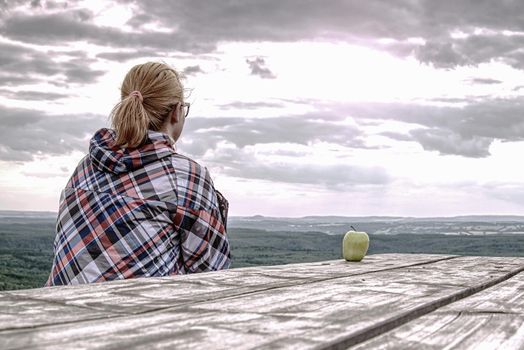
[170,105,180,124]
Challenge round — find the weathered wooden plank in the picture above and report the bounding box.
[0,255,522,350]
[0,293,113,331]
[348,270,524,350]
[1,254,455,322]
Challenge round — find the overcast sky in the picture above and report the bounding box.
[1,0,524,217]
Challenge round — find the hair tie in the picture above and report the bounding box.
[129,90,143,102]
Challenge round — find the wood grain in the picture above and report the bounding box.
[1,254,455,324]
[348,270,524,350]
[0,254,522,350]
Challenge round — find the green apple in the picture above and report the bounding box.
[342,228,369,262]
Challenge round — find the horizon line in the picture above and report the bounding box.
[1,209,524,220]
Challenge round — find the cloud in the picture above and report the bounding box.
[0,10,214,53]
[177,113,373,158]
[410,128,493,158]
[219,101,284,110]
[467,78,502,85]
[96,49,163,61]
[0,42,104,86]
[379,131,413,142]
[415,41,470,69]
[117,0,524,70]
[192,141,390,188]
[227,159,390,188]
[0,103,389,189]
[0,89,69,100]
[416,34,524,69]
[20,170,68,178]
[342,96,524,155]
[483,182,524,207]
[182,65,204,76]
[0,1,418,55]
[0,105,106,161]
[3,1,524,70]
[170,111,395,188]
[246,57,276,79]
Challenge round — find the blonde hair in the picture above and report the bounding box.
[110,62,184,148]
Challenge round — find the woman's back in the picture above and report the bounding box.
[46,62,231,286]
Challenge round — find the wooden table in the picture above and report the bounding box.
[1,253,523,349]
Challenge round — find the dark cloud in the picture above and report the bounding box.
[415,41,471,69]
[96,50,162,61]
[246,57,276,79]
[0,42,104,86]
[3,1,524,69]
[1,12,103,44]
[64,61,105,83]
[410,128,493,158]
[0,89,69,100]
[0,11,214,53]
[341,97,524,157]
[116,0,422,46]
[118,0,524,69]
[48,49,93,58]
[417,34,524,70]
[182,65,204,76]
[0,0,27,10]
[0,1,416,55]
[467,78,502,85]
[0,105,106,161]
[125,13,155,28]
[44,1,69,10]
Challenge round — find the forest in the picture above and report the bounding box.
[1,216,523,290]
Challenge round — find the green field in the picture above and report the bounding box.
[1,220,523,291]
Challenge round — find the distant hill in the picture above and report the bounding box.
[232,215,524,222]
[3,210,523,223]
[2,210,524,235]
[0,210,57,219]
[229,215,524,235]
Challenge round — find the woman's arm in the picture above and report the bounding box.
[215,189,229,231]
[176,205,231,273]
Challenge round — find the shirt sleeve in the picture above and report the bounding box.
[175,205,231,273]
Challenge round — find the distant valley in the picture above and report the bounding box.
[1,210,523,290]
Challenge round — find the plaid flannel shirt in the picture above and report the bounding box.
[46,128,231,286]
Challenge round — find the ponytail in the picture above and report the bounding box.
[110,92,149,148]
[109,62,185,149]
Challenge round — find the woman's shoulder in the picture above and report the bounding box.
[170,152,218,211]
[171,152,206,174]
[170,152,215,186]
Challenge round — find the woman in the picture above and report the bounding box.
[46,62,231,286]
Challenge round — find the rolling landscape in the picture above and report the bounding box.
[1,210,523,291]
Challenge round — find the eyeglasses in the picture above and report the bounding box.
[180,102,190,118]
[169,102,190,118]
